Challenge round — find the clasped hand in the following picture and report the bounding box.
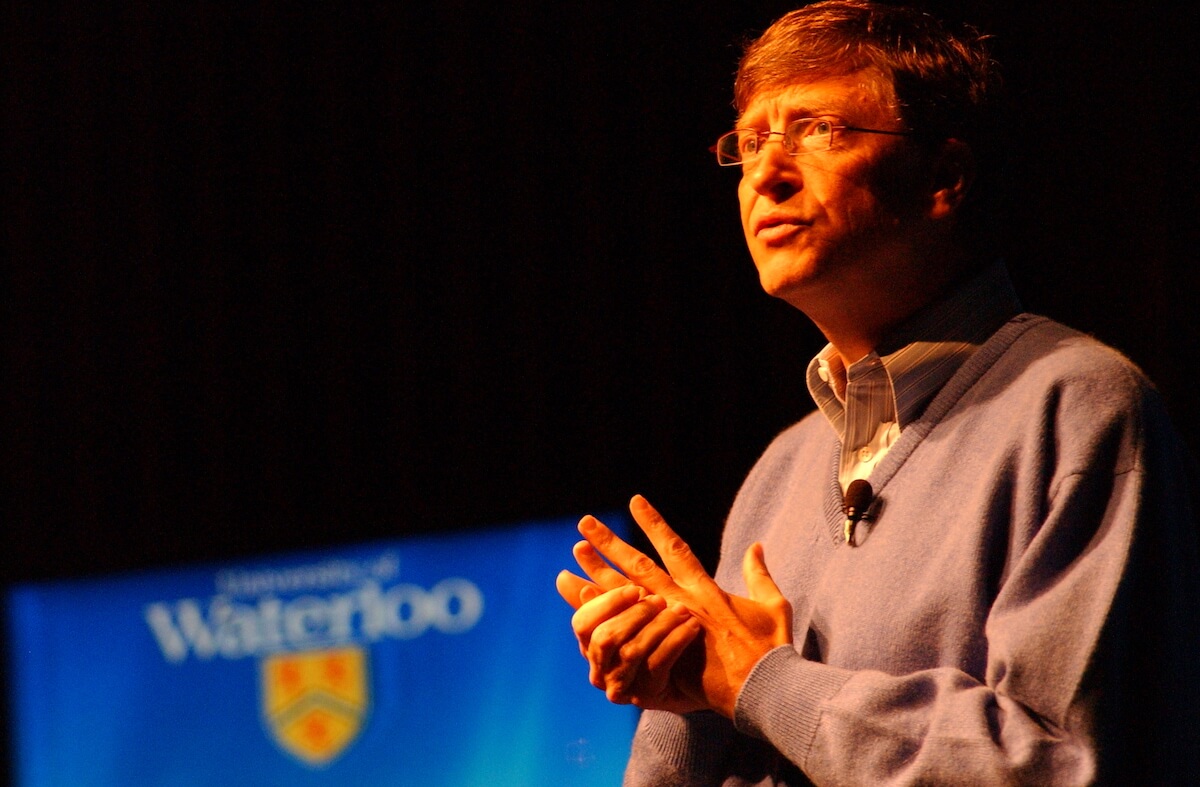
[556,495,793,718]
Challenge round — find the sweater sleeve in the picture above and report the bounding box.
[625,706,817,786]
[623,710,735,786]
[730,370,1200,785]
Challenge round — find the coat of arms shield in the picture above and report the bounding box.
[260,645,370,766]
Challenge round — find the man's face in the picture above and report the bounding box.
[737,73,928,314]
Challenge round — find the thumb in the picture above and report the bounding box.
[742,542,783,602]
[743,542,792,638]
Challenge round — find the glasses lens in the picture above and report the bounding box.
[715,132,745,165]
[788,119,834,153]
[736,131,762,159]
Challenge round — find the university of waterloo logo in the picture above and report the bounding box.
[261,646,370,766]
[143,552,485,770]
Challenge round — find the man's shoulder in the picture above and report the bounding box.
[966,316,1179,462]
[985,315,1158,405]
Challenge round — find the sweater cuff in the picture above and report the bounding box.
[733,645,853,765]
[627,708,734,782]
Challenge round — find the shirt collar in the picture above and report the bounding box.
[806,260,1023,434]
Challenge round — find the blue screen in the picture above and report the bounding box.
[6,515,637,786]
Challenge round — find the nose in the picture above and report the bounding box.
[741,138,802,200]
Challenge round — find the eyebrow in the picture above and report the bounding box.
[736,105,844,127]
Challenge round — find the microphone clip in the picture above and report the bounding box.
[842,479,874,546]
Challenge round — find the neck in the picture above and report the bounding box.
[801,247,977,367]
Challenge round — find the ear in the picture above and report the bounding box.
[927,139,975,220]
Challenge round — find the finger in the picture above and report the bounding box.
[571,585,642,652]
[635,617,705,710]
[578,514,680,598]
[629,495,713,588]
[613,603,694,675]
[741,543,783,602]
[742,542,793,641]
[604,603,700,704]
[555,569,598,610]
[640,605,704,677]
[573,540,633,592]
[587,595,669,690]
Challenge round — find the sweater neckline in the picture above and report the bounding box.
[821,314,1049,544]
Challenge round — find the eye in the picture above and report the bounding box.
[737,132,761,155]
[791,118,835,152]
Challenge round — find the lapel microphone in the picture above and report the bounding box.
[843,479,874,545]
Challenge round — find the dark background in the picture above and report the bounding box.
[3,0,1198,589]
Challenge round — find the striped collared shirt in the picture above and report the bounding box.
[806,261,1024,491]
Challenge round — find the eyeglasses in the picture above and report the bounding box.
[712,117,913,166]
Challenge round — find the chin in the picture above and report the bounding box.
[755,259,820,299]
[756,272,790,297]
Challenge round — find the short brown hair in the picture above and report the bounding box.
[735,0,1000,145]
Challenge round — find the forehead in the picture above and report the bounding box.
[737,72,896,126]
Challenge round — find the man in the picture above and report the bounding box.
[557,2,1200,785]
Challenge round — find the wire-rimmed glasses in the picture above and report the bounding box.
[713,117,913,166]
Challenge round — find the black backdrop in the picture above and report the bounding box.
[3,1,1199,586]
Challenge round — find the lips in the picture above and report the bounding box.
[753,214,811,244]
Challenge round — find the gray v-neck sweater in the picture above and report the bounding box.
[627,315,1200,786]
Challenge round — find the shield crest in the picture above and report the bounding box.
[260,646,370,766]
